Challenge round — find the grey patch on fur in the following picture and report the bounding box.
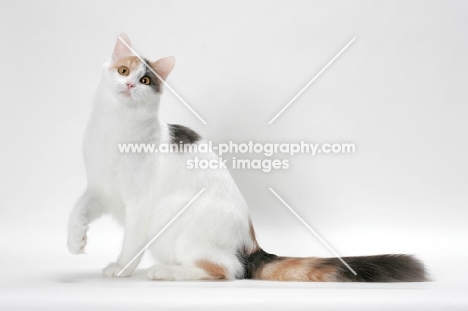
[168,124,201,146]
[142,58,160,92]
[322,254,428,282]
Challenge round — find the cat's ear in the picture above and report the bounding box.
[112,33,132,62]
[151,57,175,81]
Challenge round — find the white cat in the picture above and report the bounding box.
[67,34,426,282]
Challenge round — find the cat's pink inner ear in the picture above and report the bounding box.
[151,57,175,81]
[112,33,132,62]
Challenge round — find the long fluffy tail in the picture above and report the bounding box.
[242,249,427,282]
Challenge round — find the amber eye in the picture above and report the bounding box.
[118,67,129,76]
[140,76,151,85]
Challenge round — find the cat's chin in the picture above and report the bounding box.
[117,94,150,108]
[116,91,137,104]
[119,90,133,98]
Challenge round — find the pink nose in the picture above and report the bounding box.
[126,82,135,89]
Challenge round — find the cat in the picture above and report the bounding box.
[67,33,427,282]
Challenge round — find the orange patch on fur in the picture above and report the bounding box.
[111,56,141,72]
[248,218,260,252]
[257,258,337,282]
[196,260,227,280]
[308,260,337,281]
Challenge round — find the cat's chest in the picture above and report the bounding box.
[84,125,160,191]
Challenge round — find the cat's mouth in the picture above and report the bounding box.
[120,89,133,98]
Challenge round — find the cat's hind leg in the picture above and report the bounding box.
[147,261,229,281]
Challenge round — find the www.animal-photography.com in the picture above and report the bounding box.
[1,1,467,310]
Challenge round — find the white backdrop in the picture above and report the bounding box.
[1,1,467,310]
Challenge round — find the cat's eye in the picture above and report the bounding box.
[140,76,151,85]
[118,67,129,76]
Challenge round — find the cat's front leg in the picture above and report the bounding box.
[67,189,103,254]
[103,205,149,277]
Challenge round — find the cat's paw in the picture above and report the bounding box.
[147,265,175,281]
[102,262,132,278]
[68,234,87,254]
[67,223,88,254]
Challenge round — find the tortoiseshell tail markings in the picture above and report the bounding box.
[242,220,427,282]
[242,250,427,282]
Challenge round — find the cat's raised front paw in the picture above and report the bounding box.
[67,234,86,254]
[67,227,88,254]
[102,262,132,278]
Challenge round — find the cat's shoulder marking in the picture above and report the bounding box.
[168,124,201,145]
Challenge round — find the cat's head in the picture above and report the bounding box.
[102,33,175,106]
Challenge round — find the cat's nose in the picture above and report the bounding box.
[126,82,135,89]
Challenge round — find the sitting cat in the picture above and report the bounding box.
[67,33,426,282]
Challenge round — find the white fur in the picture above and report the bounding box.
[67,35,255,280]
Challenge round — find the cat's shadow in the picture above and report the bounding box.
[52,269,149,283]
